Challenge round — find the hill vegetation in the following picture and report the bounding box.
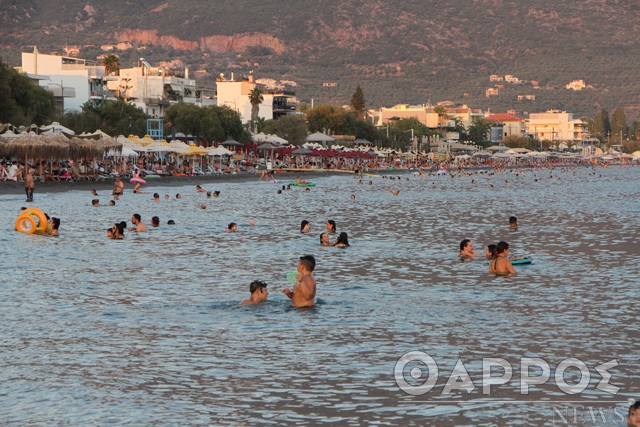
[2,0,640,117]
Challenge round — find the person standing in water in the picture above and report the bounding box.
[282,255,316,307]
[25,170,35,202]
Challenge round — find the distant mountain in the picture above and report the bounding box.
[2,0,640,117]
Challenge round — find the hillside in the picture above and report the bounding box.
[2,0,640,117]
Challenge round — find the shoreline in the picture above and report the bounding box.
[0,170,363,195]
[0,162,632,195]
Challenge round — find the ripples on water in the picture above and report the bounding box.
[1,167,639,426]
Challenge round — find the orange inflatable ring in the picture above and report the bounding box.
[16,208,48,235]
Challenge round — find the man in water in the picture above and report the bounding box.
[113,177,124,196]
[242,280,269,305]
[129,213,148,232]
[282,255,316,307]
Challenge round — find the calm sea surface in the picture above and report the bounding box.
[1,166,638,426]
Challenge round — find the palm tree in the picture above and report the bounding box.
[102,54,120,76]
[248,87,264,133]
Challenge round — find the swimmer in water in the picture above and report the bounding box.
[509,216,518,228]
[90,189,98,196]
[333,232,350,247]
[281,255,316,308]
[153,193,160,202]
[91,199,99,207]
[326,220,336,234]
[129,213,148,232]
[320,232,330,246]
[241,280,269,305]
[151,216,160,227]
[227,222,238,232]
[196,185,206,193]
[48,217,60,236]
[489,241,516,275]
[459,239,482,258]
[300,220,310,233]
[109,200,115,206]
[485,244,497,260]
[628,401,640,427]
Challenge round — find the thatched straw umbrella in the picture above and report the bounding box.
[0,132,70,161]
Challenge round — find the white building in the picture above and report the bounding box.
[106,59,197,118]
[20,47,114,111]
[215,72,296,123]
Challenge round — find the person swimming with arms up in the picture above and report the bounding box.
[241,280,269,305]
[489,241,516,275]
[282,255,316,308]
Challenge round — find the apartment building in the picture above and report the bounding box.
[526,110,589,141]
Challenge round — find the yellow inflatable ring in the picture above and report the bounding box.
[17,208,48,235]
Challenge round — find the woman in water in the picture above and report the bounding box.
[333,232,350,247]
[319,232,331,246]
[489,241,516,275]
[326,220,337,234]
[485,244,497,260]
[48,217,60,236]
[300,220,310,233]
[459,239,482,258]
[227,222,238,232]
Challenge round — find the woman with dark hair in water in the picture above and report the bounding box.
[333,232,350,247]
[326,219,336,233]
[300,220,310,233]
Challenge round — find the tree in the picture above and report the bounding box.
[262,115,308,145]
[466,118,491,147]
[248,86,264,133]
[60,100,147,136]
[610,107,626,143]
[102,54,120,75]
[590,109,611,142]
[350,84,366,120]
[0,59,55,126]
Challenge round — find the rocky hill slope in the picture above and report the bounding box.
[2,0,639,116]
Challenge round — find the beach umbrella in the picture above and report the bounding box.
[168,140,192,155]
[0,132,70,160]
[266,134,288,145]
[207,146,234,156]
[222,139,243,147]
[39,121,75,136]
[306,132,335,143]
[257,142,277,150]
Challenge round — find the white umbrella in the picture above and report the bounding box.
[108,146,138,158]
[207,146,233,156]
[40,121,75,135]
[306,132,335,143]
[266,134,288,145]
[168,140,192,155]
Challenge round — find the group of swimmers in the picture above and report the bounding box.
[458,216,519,275]
[300,219,350,247]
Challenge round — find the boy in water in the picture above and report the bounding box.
[629,401,640,427]
[242,280,269,305]
[509,216,518,228]
[282,255,316,307]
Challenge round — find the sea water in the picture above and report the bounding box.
[1,166,638,426]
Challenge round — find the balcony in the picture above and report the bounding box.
[144,97,170,106]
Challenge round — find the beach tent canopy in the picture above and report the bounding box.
[0,132,70,160]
